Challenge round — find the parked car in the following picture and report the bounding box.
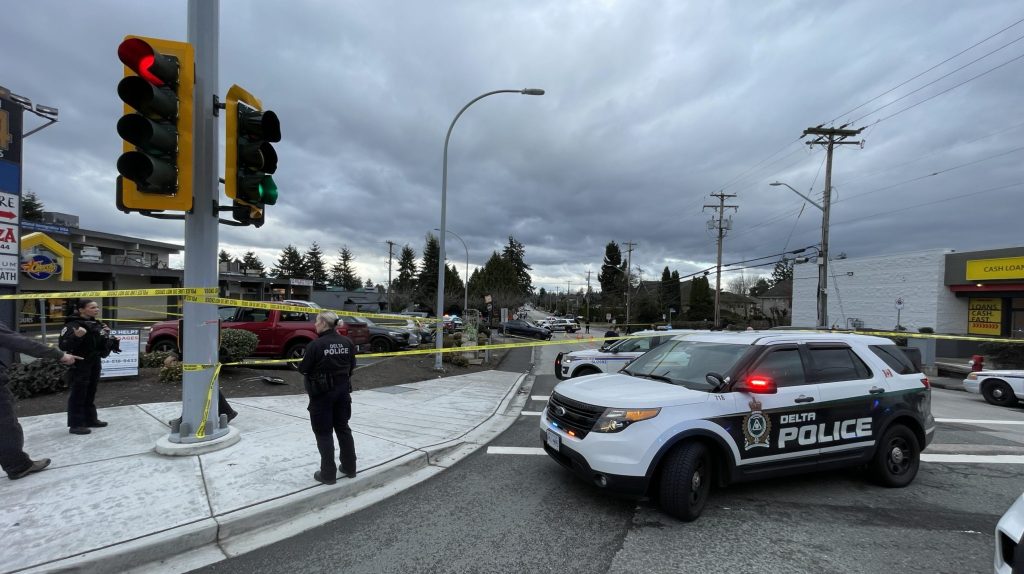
[374,316,432,346]
[146,301,371,367]
[499,319,551,340]
[545,318,580,333]
[963,370,1024,407]
[555,329,704,379]
[341,315,413,353]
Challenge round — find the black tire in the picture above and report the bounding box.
[981,379,1018,407]
[370,337,393,353]
[151,339,177,354]
[869,424,920,487]
[284,341,308,370]
[658,441,712,522]
[571,366,601,378]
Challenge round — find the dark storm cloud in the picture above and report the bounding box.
[4,0,1021,287]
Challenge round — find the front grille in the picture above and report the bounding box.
[547,392,605,439]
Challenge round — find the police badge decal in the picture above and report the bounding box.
[742,398,771,450]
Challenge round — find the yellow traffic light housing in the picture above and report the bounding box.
[116,35,194,212]
[225,84,280,227]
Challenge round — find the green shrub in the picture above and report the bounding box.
[918,327,934,334]
[443,352,469,367]
[8,359,69,399]
[141,351,175,368]
[159,363,183,384]
[220,329,258,363]
[442,335,458,349]
[979,342,1024,368]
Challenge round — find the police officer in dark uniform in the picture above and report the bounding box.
[298,310,357,485]
[59,299,118,435]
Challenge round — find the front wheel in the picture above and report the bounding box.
[370,338,393,353]
[658,441,711,522]
[869,424,920,487]
[150,339,177,354]
[285,341,308,370]
[982,380,1018,407]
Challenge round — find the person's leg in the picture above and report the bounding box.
[0,384,33,477]
[85,360,102,425]
[66,364,90,429]
[333,389,356,476]
[307,394,336,482]
[217,391,237,421]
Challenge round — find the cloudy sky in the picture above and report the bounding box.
[5,0,1022,293]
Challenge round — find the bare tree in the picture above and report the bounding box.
[726,271,754,296]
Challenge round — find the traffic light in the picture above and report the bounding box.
[225,84,280,227]
[115,36,194,212]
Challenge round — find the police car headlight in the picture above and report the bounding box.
[562,356,575,364]
[388,331,404,337]
[593,408,660,433]
[966,373,977,380]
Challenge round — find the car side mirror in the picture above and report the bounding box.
[732,375,778,394]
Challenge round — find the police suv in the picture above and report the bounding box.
[555,330,699,380]
[541,331,934,521]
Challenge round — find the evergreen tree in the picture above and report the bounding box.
[415,233,440,305]
[769,259,794,287]
[501,236,532,295]
[22,191,45,222]
[219,249,233,264]
[271,245,305,279]
[241,251,266,277]
[598,242,625,307]
[395,244,418,292]
[687,276,715,321]
[749,277,771,297]
[660,266,674,309]
[670,270,681,310]
[331,247,361,290]
[304,242,329,289]
[364,277,374,289]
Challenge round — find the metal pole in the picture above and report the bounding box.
[434,89,541,370]
[820,140,834,330]
[38,300,46,343]
[176,0,226,443]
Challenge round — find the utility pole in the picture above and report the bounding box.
[585,270,592,325]
[704,192,738,328]
[385,240,396,312]
[623,241,637,331]
[803,126,863,329]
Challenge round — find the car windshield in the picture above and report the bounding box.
[623,340,750,391]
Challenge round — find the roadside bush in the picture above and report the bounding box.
[8,359,69,399]
[443,352,469,367]
[979,342,1024,368]
[220,329,258,363]
[442,335,459,349]
[159,362,183,384]
[141,351,175,368]
[918,327,934,334]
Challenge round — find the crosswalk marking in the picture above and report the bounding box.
[923,454,1024,464]
[936,418,1024,426]
[530,395,550,402]
[487,446,547,455]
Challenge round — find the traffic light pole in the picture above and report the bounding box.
[165,0,233,447]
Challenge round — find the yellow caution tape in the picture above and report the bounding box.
[0,287,218,300]
[183,294,436,323]
[194,363,223,439]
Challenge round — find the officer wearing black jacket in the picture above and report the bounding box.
[59,299,118,435]
[1,320,81,480]
[298,310,358,485]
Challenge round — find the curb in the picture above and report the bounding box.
[91,369,536,574]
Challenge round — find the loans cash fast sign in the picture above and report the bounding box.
[968,298,1002,336]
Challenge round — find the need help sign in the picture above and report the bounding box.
[100,329,140,378]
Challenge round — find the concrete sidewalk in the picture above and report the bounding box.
[1,369,531,574]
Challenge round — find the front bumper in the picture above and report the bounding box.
[540,429,648,497]
[962,378,980,394]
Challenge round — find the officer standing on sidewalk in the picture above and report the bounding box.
[298,310,358,485]
[1,321,81,480]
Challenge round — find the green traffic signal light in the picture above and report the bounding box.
[259,176,278,205]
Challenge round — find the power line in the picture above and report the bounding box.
[826,16,1024,125]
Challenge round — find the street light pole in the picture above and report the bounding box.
[436,228,469,317]
[434,88,544,370]
[771,181,827,328]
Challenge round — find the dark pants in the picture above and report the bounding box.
[218,391,235,417]
[307,383,356,480]
[0,383,33,478]
[67,359,101,428]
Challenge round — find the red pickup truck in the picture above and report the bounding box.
[145,301,371,366]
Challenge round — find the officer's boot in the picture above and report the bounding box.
[313,433,337,485]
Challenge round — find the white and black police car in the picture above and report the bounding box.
[554,330,702,380]
[540,331,934,521]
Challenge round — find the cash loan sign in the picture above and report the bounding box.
[115,36,194,212]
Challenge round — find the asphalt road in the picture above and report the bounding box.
[193,338,1024,574]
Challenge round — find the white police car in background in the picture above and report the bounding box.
[541,331,934,521]
[996,493,1024,573]
[555,330,702,380]
[964,370,1024,408]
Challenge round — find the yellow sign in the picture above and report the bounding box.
[20,232,74,281]
[0,108,10,151]
[966,257,1024,281]
[968,298,1002,336]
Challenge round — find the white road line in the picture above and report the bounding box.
[923,454,1024,464]
[486,446,547,456]
[531,395,550,402]
[521,411,543,416]
[936,418,1024,426]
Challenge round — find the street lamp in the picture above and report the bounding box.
[435,227,468,319]
[435,88,544,370]
[771,181,829,329]
[0,86,60,138]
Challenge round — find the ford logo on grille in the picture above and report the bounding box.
[554,405,566,417]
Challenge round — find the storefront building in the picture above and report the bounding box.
[944,247,1024,339]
